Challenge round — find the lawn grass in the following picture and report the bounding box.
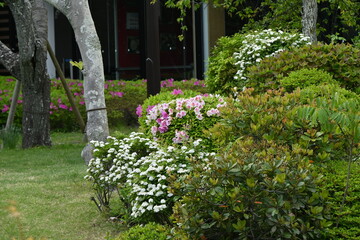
[0,132,124,240]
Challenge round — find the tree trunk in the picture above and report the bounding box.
[5,0,52,148]
[302,0,318,43]
[43,0,109,163]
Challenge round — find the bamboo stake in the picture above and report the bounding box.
[5,79,21,130]
[46,40,86,133]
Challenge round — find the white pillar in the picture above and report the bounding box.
[46,3,56,79]
[202,3,210,74]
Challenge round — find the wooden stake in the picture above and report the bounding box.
[46,40,86,133]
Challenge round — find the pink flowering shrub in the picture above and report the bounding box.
[139,93,226,148]
[0,76,208,131]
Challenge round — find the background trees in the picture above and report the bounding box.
[165,0,360,43]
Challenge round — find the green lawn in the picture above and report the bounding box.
[0,132,124,240]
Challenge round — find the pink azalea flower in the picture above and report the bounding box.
[59,104,68,110]
[146,105,155,113]
[136,105,143,117]
[171,89,183,95]
[2,104,9,113]
[158,126,168,133]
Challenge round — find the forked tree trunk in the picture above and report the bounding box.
[302,0,318,43]
[4,0,51,148]
[43,0,109,163]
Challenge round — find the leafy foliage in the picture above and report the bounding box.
[280,68,337,92]
[232,29,310,91]
[299,83,359,104]
[206,29,310,95]
[320,161,360,240]
[164,0,360,43]
[246,43,360,94]
[208,87,359,163]
[170,140,330,240]
[205,32,245,93]
[113,222,171,240]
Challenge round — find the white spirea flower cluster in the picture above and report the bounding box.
[233,29,310,85]
[85,133,214,220]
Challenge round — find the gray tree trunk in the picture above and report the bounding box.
[4,0,51,148]
[302,0,318,43]
[43,0,109,163]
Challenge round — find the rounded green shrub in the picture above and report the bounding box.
[170,140,330,240]
[207,87,359,163]
[246,43,360,94]
[114,223,171,240]
[280,68,337,92]
[205,32,246,94]
[299,83,359,104]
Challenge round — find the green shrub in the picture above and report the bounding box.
[299,83,359,104]
[320,161,360,240]
[139,94,226,149]
[114,223,171,240]
[246,43,360,94]
[206,29,310,95]
[205,32,246,94]
[280,68,337,92]
[170,140,330,240]
[106,80,145,127]
[208,87,359,163]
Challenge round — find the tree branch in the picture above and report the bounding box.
[0,41,21,80]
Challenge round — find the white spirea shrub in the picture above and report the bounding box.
[85,132,213,221]
[233,29,310,85]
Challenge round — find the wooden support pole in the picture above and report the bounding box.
[5,79,21,130]
[46,41,86,133]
